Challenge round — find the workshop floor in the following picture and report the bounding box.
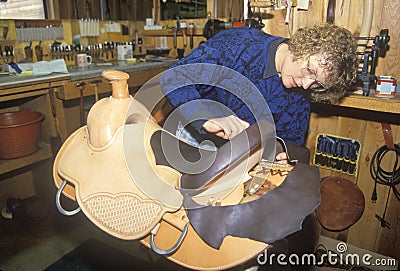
[0,197,161,271]
[0,197,376,271]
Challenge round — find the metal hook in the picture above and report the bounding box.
[150,223,188,255]
[56,180,81,216]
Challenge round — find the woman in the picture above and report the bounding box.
[161,23,358,157]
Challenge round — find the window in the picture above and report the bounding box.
[0,0,45,19]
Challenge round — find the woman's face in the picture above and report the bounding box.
[280,54,328,91]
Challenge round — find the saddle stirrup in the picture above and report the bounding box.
[56,180,81,216]
[150,223,189,255]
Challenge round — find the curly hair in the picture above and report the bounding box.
[288,24,358,104]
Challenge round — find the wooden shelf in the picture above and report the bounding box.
[338,91,400,115]
[0,143,52,175]
[143,29,204,36]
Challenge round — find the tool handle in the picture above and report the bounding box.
[76,82,86,126]
[173,29,177,49]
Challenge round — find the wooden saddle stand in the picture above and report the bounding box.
[53,70,321,270]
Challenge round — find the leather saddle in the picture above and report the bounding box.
[53,70,320,270]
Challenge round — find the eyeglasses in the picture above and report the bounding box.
[300,60,327,93]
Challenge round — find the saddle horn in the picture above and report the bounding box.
[86,70,133,148]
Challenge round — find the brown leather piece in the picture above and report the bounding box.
[316,176,365,231]
[381,123,395,150]
[184,162,321,249]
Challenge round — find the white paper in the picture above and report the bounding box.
[32,59,68,76]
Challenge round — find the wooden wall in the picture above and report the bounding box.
[0,0,45,19]
[245,0,400,261]
[253,0,399,79]
[307,104,400,261]
[53,0,153,21]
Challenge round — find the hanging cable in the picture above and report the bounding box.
[369,142,400,228]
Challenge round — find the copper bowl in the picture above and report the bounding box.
[0,110,45,159]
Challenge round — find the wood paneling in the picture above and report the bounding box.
[55,0,152,20]
[308,104,400,261]
[255,0,399,79]
[0,0,45,19]
[378,1,400,79]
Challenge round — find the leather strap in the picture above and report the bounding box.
[381,123,394,150]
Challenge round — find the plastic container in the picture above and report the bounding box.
[0,110,45,159]
[375,76,397,98]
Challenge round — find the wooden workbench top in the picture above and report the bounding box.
[0,59,178,89]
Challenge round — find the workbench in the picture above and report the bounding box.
[0,59,177,205]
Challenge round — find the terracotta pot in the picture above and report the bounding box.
[0,110,45,159]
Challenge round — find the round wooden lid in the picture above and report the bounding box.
[316,176,365,231]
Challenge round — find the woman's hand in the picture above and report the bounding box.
[276,152,288,164]
[202,115,250,140]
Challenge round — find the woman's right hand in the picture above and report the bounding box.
[202,115,250,140]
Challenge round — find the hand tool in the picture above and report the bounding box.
[24,41,33,60]
[315,135,324,165]
[9,62,22,74]
[320,136,328,166]
[330,138,339,169]
[348,142,359,175]
[35,41,43,61]
[110,42,115,59]
[104,42,109,59]
[342,142,350,173]
[137,38,143,54]
[325,138,333,168]
[173,27,177,49]
[182,28,187,49]
[4,45,10,56]
[189,23,194,49]
[90,79,102,102]
[49,87,63,157]
[76,82,87,126]
[336,142,345,171]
